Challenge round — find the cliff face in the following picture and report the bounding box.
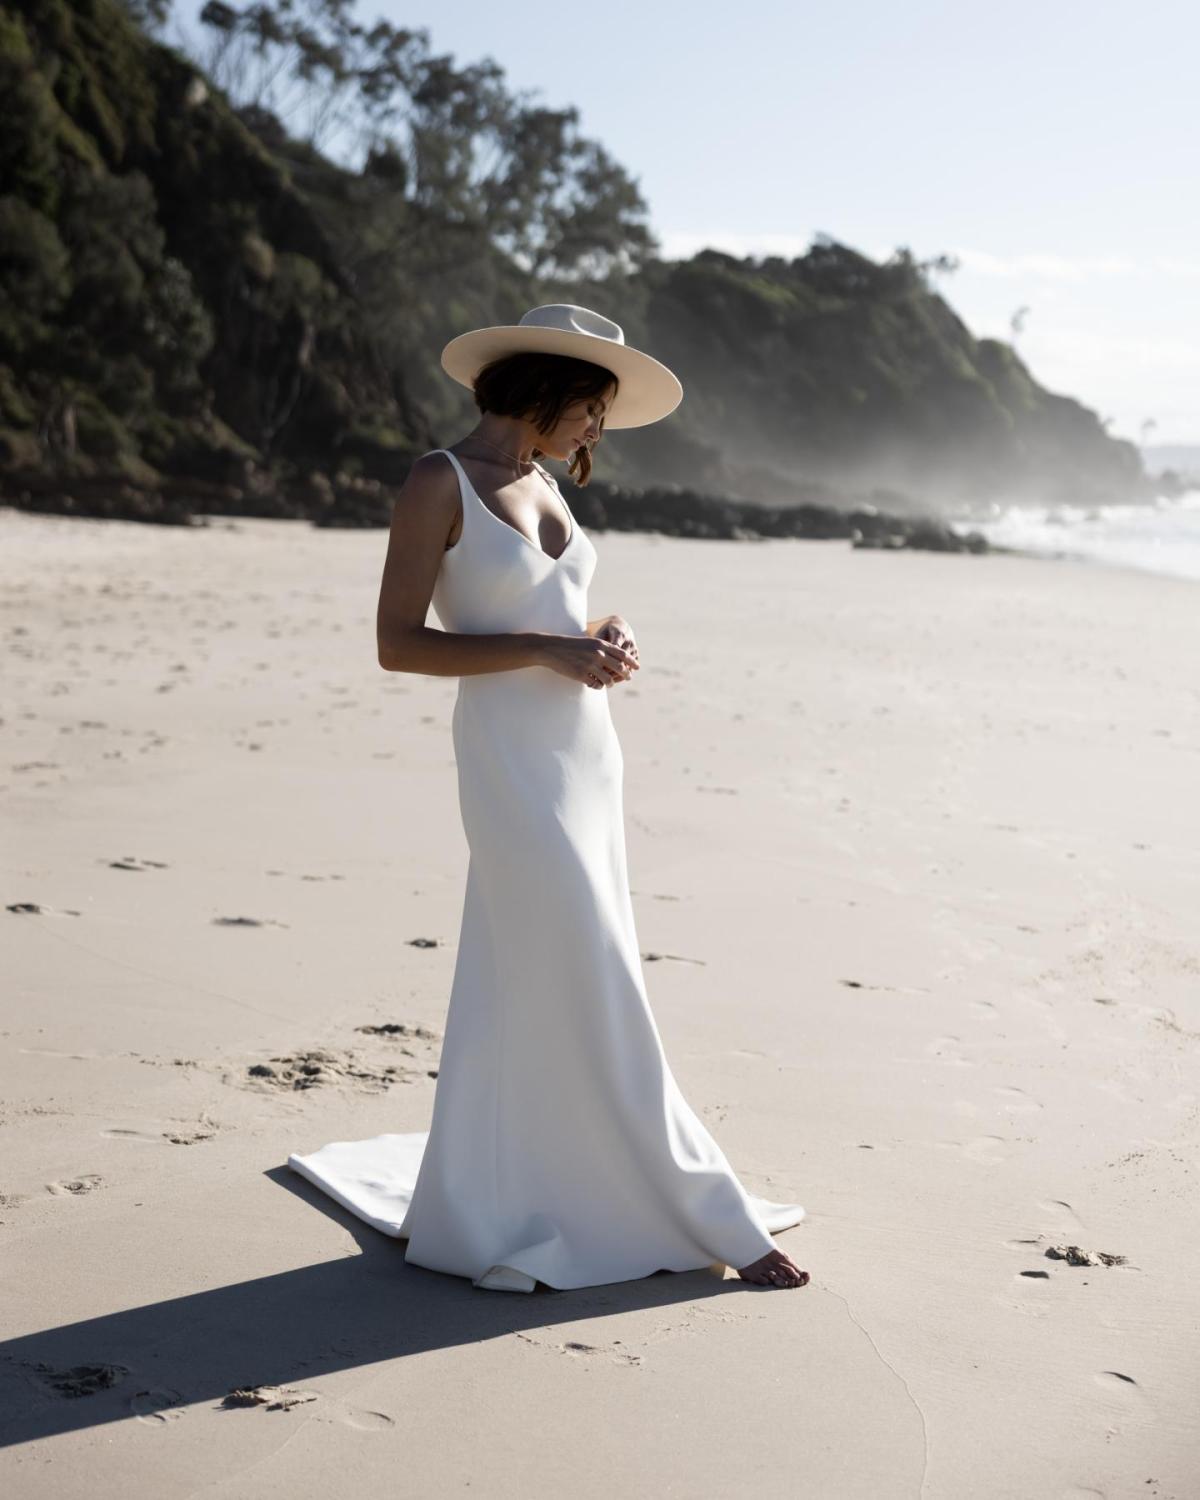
[596,248,1143,509]
[0,0,1147,521]
[0,0,429,515]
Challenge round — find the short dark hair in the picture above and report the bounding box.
[472,351,617,486]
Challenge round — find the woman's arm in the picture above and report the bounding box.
[377,453,549,676]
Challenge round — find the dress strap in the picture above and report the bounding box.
[424,449,471,552]
[428,448,573,553]
[430,447,468,481]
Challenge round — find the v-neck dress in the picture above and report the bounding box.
[288,447,805,1292]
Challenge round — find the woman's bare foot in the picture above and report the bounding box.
[737,1247,809,1287]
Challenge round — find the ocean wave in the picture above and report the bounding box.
[948,489,1200,583]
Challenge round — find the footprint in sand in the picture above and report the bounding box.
[335,1405,396,1431]
[926,1035,975,1067]
[163,1127,216,1146]
[1039,1198,1086,1231]
[38,1362,129,1398]
[993,1086,1043,1113]
[131,1388,187,1424]
[355,1022,441,1043]
[212,915,290,928]
[515,1332,642,1368]
[961,1135,1010,1163]
[240,1048,426,1093]
[1144,1006,1200,1043]
[560,1339,642,1367]
[7,902,82,917]
[936,1135,1009,1163]
[1004,1235,1049,1252]
[101,1125,217,1146]
[1092,1370,1152,1416]
[997,1241,1058,1310]
[46,1175,104,1196]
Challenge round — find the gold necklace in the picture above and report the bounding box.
[465,432,533,473]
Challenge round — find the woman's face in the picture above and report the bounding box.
[537,383,617,462]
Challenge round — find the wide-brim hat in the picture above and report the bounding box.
[440,303,683,429]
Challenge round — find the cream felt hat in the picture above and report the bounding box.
[440,303,683,429]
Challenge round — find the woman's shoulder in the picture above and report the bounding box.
[396,449,461,513]
[407,448,459,484]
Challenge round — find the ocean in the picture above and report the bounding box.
[948,489,1200,585]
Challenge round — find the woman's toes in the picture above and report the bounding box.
[772,1259,809,1287]
[736,1248,810,1287]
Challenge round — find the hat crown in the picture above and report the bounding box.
[440,301,680,427]
[518,304,625,347]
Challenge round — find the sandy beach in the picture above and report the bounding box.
[2,504,1197,1498]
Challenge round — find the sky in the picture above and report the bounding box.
[169,0,1199,445]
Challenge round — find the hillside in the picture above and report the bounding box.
[0,0,431,521]
[0,0,1150,525]
[614,249,1144,509]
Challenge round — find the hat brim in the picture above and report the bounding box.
[440,325,683,430]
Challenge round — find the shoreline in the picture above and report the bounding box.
[8,495,1200,589]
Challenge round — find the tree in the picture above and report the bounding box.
[175,0,654,279]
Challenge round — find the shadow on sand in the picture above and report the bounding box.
[0,1166,741,1448]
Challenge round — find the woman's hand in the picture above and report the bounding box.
[589,615,640,686]
[539,628,639,690]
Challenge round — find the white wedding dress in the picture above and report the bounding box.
[289,448,804,1292]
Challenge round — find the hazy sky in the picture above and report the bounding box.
[170,0,1198,444]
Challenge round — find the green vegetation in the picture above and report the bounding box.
[0,0,1147,524]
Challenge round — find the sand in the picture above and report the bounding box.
[1,504,1197,1499]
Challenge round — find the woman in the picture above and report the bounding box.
[290,304,809,1292]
